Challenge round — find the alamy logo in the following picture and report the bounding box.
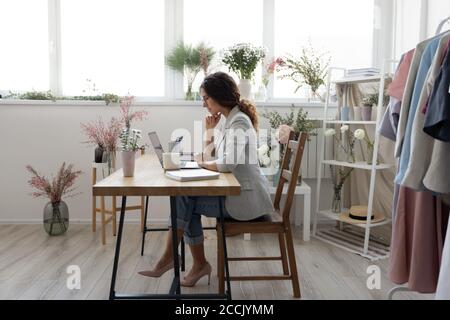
[66,265,81,290]
[366,265,381,290]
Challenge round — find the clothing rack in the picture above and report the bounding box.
[388,16,450,300]
[436,15,450,35]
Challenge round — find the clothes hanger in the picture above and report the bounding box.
[435,15,450,35]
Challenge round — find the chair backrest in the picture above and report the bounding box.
[273,131,308,223]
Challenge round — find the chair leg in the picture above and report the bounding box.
[112,196,117,236]
[278,233,289,275]
[217,224,225,295]
[101,196,106,245]
[285,227,301,298]
[140,196,145,232]
[92,195,96,232]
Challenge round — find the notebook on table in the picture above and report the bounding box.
[165,168,220,181]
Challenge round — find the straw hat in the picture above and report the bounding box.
[339,205,385,224]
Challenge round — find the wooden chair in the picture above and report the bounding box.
[216,131,308,298]
[92,148,146,245]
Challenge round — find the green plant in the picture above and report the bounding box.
[262,106,317,139]
[166,42,215,100]
[362,91,389,107]
[7,90,56,101]
[222,43,265,80]
[279,42,330,96]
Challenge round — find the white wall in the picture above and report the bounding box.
[0,102,333,224]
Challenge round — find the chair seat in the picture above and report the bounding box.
[218,211,285,234]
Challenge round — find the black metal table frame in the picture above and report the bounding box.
[109,196,232,300]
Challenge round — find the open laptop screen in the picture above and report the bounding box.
[148,131,164,166]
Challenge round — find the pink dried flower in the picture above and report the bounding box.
[120,96,148,129]
[80,117,123,151]
[26,163,83,203]
[262,57,285,87]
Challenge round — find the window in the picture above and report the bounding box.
[273,0,375,99]
[183,0,263,92]
[60,0,165,96]
[0,0,49,92]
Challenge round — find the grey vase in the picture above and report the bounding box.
[43,201,69,236]
[122,150,136,177]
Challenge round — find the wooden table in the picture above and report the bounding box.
[93,154,241,300]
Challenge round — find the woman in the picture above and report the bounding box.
[138,72,274,287]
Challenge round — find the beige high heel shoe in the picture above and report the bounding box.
[138,255,180,278]
[181,262,212,287]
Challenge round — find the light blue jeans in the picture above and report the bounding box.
[169,196,231,245]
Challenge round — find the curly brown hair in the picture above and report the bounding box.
[200,72,259,130]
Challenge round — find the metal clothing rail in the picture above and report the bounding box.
[436,15,450,35]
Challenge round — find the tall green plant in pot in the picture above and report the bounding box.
[222,43,265,100]
[166,42,215,100]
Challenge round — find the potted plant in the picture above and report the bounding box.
[361,90,389,121]
[80,116,123,176]
[119,128,143,177]
[26,163,83,235]
[166,42,215,100]
[279,42,330,101]
[222,43,266,99]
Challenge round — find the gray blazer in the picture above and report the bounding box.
[213,106,274,220]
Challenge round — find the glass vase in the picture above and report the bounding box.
[94,145,104,163]
[331,186,342,213]
[102,149,116,178]
[366,146,374,165]
[43,201,69,236]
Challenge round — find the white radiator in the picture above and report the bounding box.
[300,124,333,179]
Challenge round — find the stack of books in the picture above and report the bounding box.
[344,68,380,78]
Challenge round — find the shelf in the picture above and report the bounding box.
[325,120,377,125]
[332,75,383,84]
[317,210,391,228]
[313,226,390,261]
[321,160,394,170]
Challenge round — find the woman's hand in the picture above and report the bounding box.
[205,113,221,130]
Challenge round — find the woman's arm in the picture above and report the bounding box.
[194,153,219,171]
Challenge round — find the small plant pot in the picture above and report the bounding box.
[121,150,136,177]
[361,105,373,121]
[353,106,362,121]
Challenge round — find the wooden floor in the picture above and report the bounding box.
[0,222,433,300]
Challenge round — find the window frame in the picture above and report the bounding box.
[40,0,392,101]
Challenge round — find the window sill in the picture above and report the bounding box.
[0,98,338,108]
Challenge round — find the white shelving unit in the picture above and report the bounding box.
[313,62,397,261]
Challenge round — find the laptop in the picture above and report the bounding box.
[148,131,200,169]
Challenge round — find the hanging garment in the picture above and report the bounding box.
[395,38,435,158]
[388,187,449,293]
[423,44,450,142]
[422,48,450,195]
[402,33,450,190]
[395,37,442,185]
[388,49,415,100]
[422,38,450,114]
[436,214,450,299]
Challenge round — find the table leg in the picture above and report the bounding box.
[218,197,232,300]
[170,196,181,295]
[109,196,127,300]
[303,191,311,241]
